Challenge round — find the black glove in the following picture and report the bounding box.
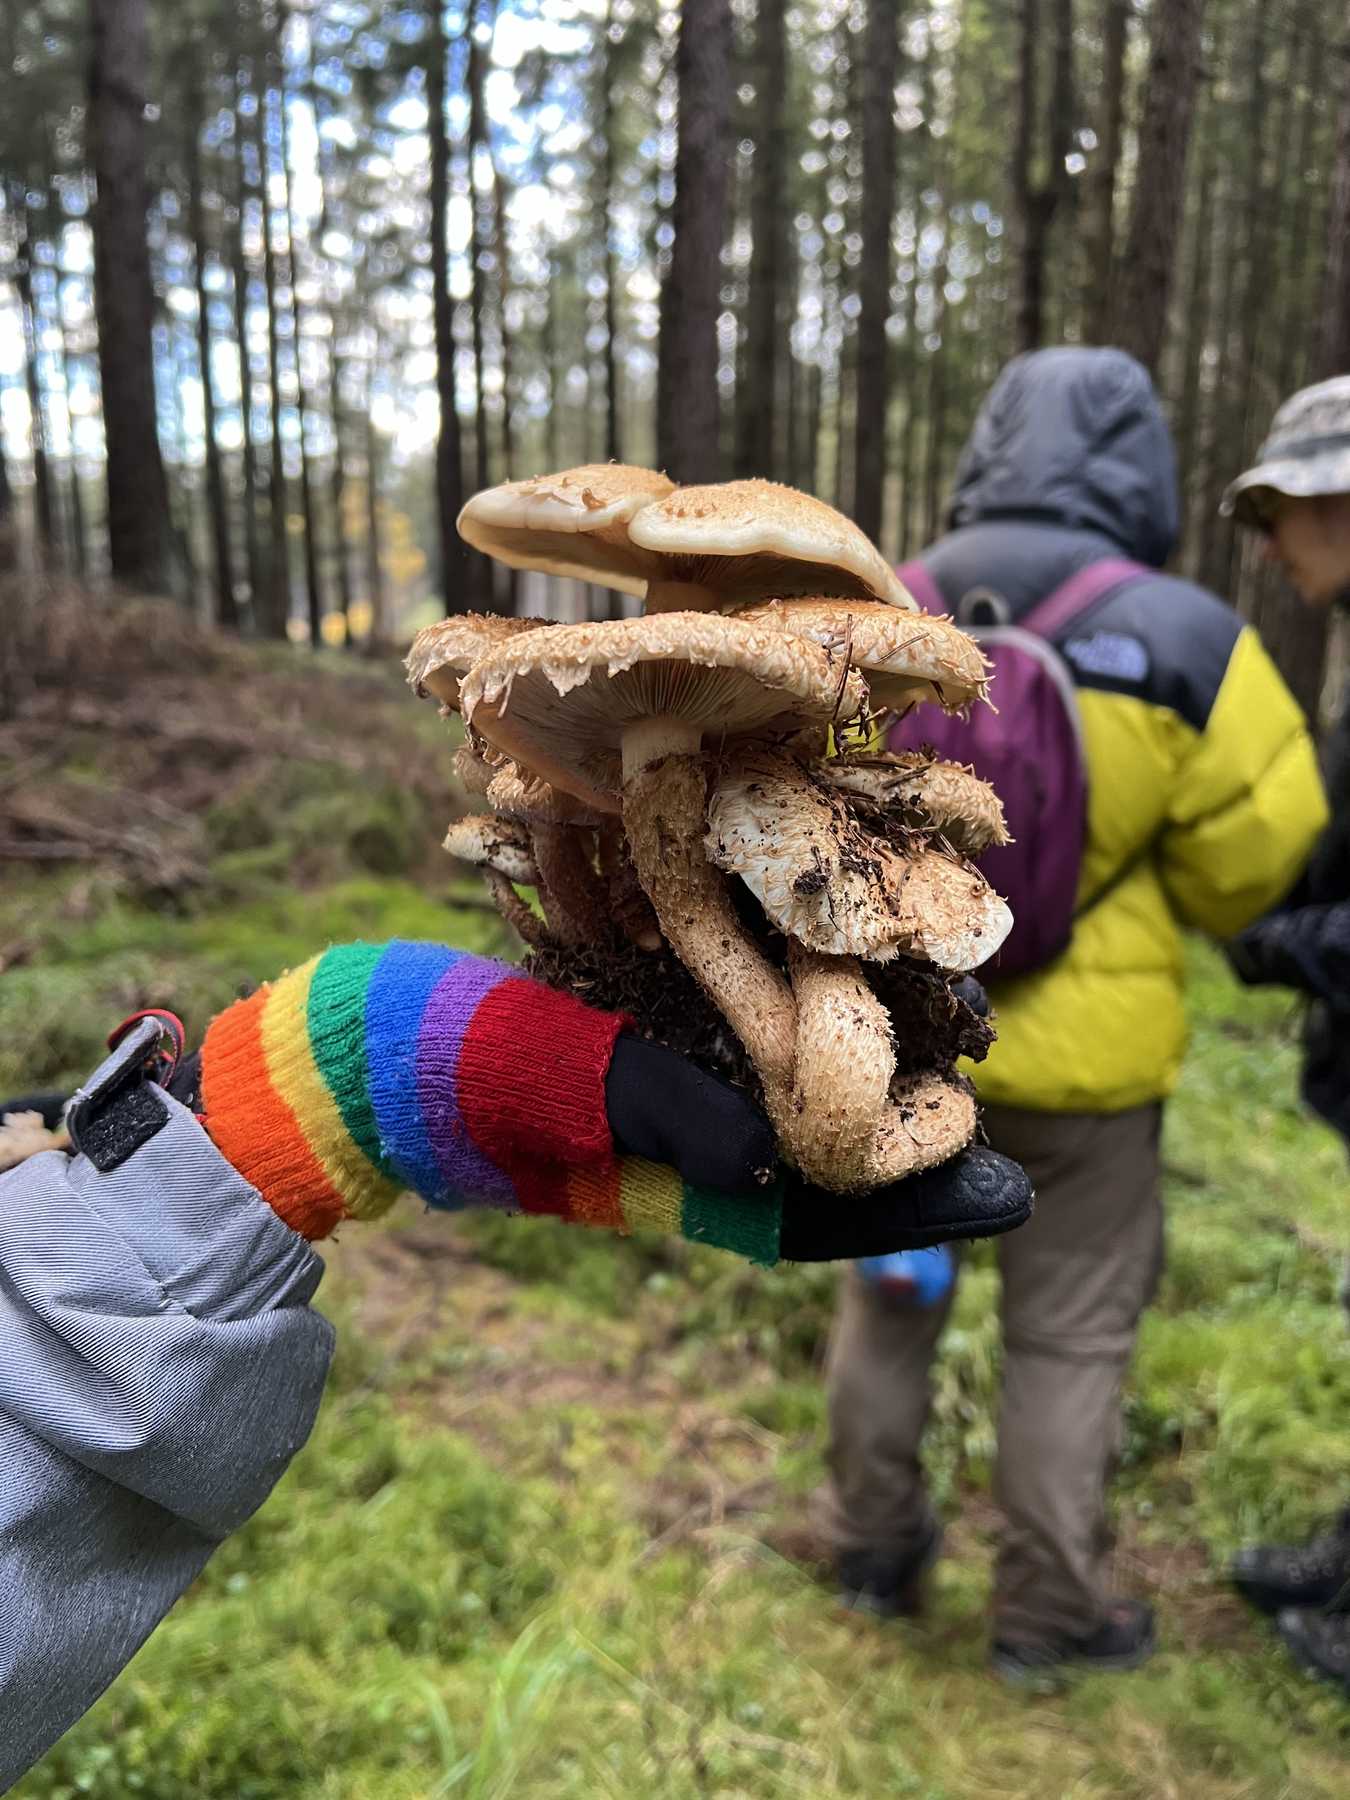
[605,1033,1032,1258]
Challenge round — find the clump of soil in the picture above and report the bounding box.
[866,957,994,1077]
[526,938,762,1095]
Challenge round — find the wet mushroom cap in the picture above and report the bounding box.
[406,613,551,712]
[456,464,677,595]
[460,612,871,810]
[625,480,915,609]
[705,746,1012,971]
[443,814,540,886]
[734,598,989,714]
[819,752,1010,853]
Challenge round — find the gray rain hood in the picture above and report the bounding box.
[946,348,1180,569]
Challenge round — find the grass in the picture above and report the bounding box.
[5,632,1350,1797]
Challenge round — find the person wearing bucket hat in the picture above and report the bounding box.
[1224,375,1350,1700]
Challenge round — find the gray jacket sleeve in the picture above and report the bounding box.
[0,1030,335,1793]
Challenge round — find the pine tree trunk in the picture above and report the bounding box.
[852,0,901,544]
[279,85,323,647]
[1111,0,1206,376]
[1082,0,1128,343]
[426,0,469,609]
[14,203,56,559]
[1277,32,1323,400]
[231,72,266,625]
[88,0,174,590]
[188,93,239,631]
[260,72,291,637]
[467,26,491,497]
[656,0,731,483]
[734,0,786,481]
[543,254,562,471]
[1013,0,1074,354]
[328,330,355,634]
[364,368,387,651]
[598,1,623,464]
[925,217,950,545]
[1319,80,1350,377]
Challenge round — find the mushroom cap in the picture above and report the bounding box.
[456,464,677,596]
[733,598,989,713]
[705,746,1012,971]
[485,764,608,829]
[453,741,498,797]
[461,612,871,811]
[875,1073,978,1174]
[443,813,540,885]
[406,612,551,712]
[820,752,1010,854]
[627,480,914,609]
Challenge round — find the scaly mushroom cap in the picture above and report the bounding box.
[456,464,677,596]
[461,613,871,811]
[484,764,608,829]
[733,598,989,713]
[406,612,551,712]
[443,814,540,885]
[626,480,914,610]
[820,751,1010,854]
[705,746,1012,971]
[873,1073,978,1176]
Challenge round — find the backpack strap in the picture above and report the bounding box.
[897,554,1150,638]
[1020,556,1151,640]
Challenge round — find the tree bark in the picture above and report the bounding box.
[852,0,901,544]
[14,200,56,558]
[656,0,731,483]
[279,83,323,647]
[232,67,266,624]
[260,68,291,637]
[426,0,470,610]
[1318,79,1350,378]
[734,0,787,482]
[1013,0,1074,354]
[1082,0,1128,343]
[88,0,174,590]
[364,356,387,651]
[187,84,239,631]
[467,18,492,506]
[598,0,623,464]
[1111,0,1206,376]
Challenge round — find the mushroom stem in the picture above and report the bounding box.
[622,753,798,1120]
[621,716,704,779]
[483,869,551,948]
[643,579,721,614]
[599,822,664,951]
[786,944,897,1191]
[529,824,609,945]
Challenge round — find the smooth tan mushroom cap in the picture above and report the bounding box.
[705,746,1012,971]
[461,613,870,809]
[407,613,551,711]
[457,464,677,595]
[626,480,914,609]
[820,752,1010,853]
[443,814,540,885]
[734,598,989,713]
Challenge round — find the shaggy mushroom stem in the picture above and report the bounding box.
[599,822,664,951]
[786,944,897,1192]
[482,870,550,948]
[643,579,721,614]
[622,746,798,1123]
[528,824,609,946]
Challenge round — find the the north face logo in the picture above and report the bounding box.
[1063,631,1150,684]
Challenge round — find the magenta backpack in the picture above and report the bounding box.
[891,556,1148,978]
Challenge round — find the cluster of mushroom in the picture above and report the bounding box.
[407,464,1013,1197]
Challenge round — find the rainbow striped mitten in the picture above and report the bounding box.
[198,941,784,1264]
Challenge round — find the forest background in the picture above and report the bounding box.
[4,4,1350,1794]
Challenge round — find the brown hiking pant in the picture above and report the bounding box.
[817,1102,1165,1645]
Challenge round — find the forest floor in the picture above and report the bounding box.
[5,612,1350,1799]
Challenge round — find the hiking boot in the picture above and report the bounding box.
[1277,1608,1350,1696]
[837,1520,943,1620]
[1230,1509,1350,1615]
[990,1599,1156,1687]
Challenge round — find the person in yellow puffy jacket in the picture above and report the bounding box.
[816,348,1328,1682]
